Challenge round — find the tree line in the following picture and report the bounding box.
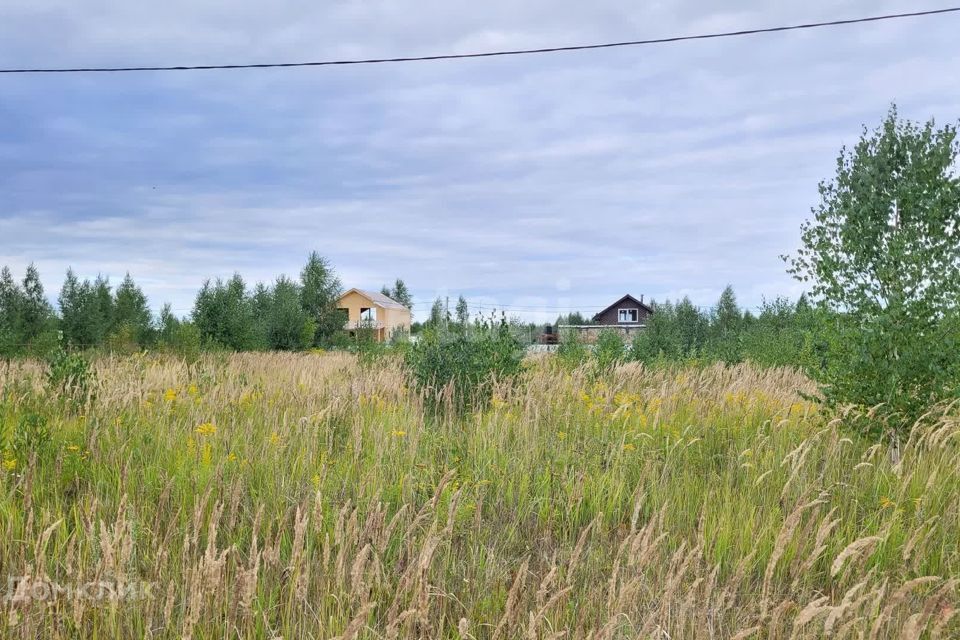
[0,252,414,358]
[622,287,826,369]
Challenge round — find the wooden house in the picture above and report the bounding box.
[336,289,411,342]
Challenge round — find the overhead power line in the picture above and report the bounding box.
[1,7,958,75]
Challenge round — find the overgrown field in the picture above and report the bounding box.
[1,353,958,638]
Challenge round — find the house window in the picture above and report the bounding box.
[618,308,638,324]
[360,307,377,322]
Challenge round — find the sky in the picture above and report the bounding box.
[1,1,959,322]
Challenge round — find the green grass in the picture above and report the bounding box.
[0,353,957,638]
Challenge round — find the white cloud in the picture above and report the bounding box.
[1,0,958,320]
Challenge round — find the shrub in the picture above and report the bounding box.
[556,328,589,369]
[404,319,523,414]
[593,330,626,372]
[159,322,203,364]
[46,337,94,407]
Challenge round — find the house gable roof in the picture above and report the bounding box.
[592,294,654,322]
[339,288,408,310]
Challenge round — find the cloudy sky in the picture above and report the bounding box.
[1,1,959,321]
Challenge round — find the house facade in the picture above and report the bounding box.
[556,294,653,343]
[591,294,653,326]
[336,289,411,343]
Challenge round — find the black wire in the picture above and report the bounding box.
[1,7,957,74]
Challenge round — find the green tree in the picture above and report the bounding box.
[265,276,314,351]
[390,279,413,309]
[0,267,23,360]
[156,303,180,345]
[708,285,743,362]
[59,269,112,349]
[192,274,256,350]
[712,286,741,334]
[91,276,115,344]
[556,311,588,326]
[59,269,86,347]
[455,295,469,328]
[249,282,273,350]
[427,297,445,330]
[675,297,708,357]
[299,252,343,345]
[20,264,54,345]
[630,300,680,362]
[785,107,960,430]
[113,273,153,346]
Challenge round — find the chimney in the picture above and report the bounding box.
[640,294,644,303]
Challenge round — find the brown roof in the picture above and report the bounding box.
[343,288,409,310]
[591,294,654,322]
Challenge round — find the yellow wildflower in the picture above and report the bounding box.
[557,431,567,441]
[66,444,81,452]
[201,443,212,465]
[187,383,199,396]
[311,473,322,488]
[879,496,895,509]
[186,436,196,454]
[269,432,281,445]
[623,443,636,452]
[227,452,237,462]
[163,388,177,401]
[392,430,406,438]
[2,458,16,471]
[195,422,216,436]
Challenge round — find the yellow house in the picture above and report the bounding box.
[336,288,411,342]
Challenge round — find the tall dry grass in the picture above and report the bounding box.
[0,352,957,638]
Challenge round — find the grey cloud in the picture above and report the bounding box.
[1,0,959,321]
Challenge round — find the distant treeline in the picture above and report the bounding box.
[0,256,824,369]
[554,286,827,370]
[0,253,413,358]
[627,287,826,368]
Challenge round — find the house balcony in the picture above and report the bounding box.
[344,320,385,330]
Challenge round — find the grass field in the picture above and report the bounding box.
[1,353,958,638]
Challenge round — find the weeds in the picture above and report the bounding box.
[0,353,956,638]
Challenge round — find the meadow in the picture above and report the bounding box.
[0,352,958,638]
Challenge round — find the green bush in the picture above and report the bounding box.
[404,320,523,414]
[351,320,390,367]
[46,338,94,407]
[159,322,203,364]
[556,329,589,369]
[593,330,626,372]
